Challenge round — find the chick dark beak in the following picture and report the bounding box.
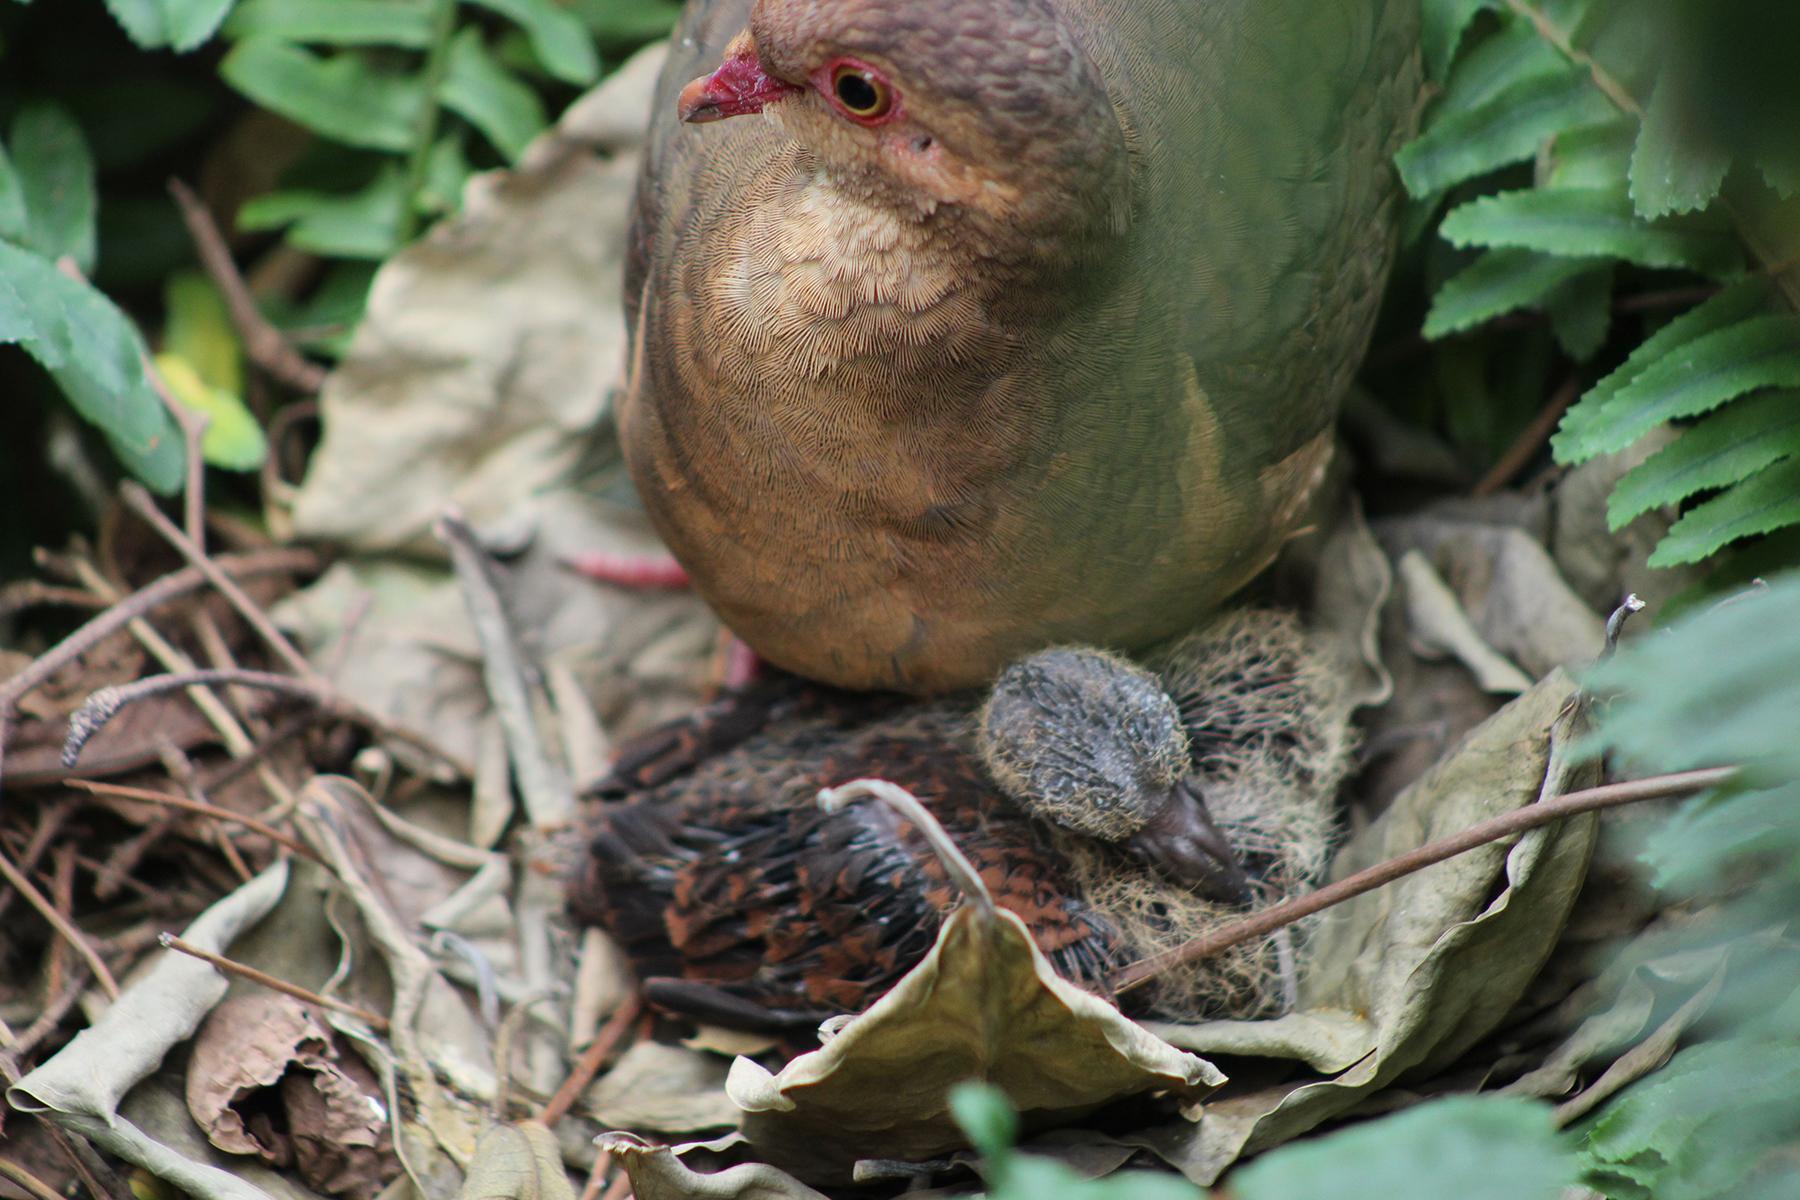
[1128,777,1254,904]
[678,32,802,124]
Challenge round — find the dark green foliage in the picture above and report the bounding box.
[1409,0,1800,576]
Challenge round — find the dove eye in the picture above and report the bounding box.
[828,61,895,122]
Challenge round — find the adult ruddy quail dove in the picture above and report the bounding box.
[619,0,1420,693]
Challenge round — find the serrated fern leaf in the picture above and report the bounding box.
[1631,75,1732,219]
[1553,279,1776,462]
[1439,188,1744,276]
[1607,390,1800,528]
[1572,314,1800,460]
[1545,261,1614,359]
[1424,249,1604,338]
[1649,456,1800,567]
[1399,70,1615,198]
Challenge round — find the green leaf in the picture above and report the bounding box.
[1439,187,1744,276]
[467,0,599,85]
[1574,314,1800,459]
[1650,455,1800,566]
[1545,120,1636,190]
[238,168,407,258]
[1554,279,1775,462]
[1400,70,1615,198]
[1434,24,1568,118]
[1585,572,1800,780]
[948,1083,1017,1162]
[1421,0,1496,82]
[1232,1096,1576,1200]
[103,0,236,50]
[1545,260,1614,360]
[162,270,243,395]
[222,0,434,46]
[9,104,98,273]
[220,35,425,151]
[1423,248,1602,338]
[0,240,184,491]
[1607,389,1800,527]
[154,353,267,470]
[1579,1038,1800,1200]
[440,28,546,161]
[1630,74,1731,219]
[565,0,679,44]
[0,142,27,244]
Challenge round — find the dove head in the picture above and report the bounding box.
[978,648,1254,905]
[677,0,1130,248]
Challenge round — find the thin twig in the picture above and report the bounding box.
[62,669,341,768]
[600,1170,634,1200]
[142,358,212,555]
[0,549,317,712]
[1472,375,1581,496]
[578,1152,614,1200]
[1111,766,1738,994]
[0,843,121,1000]
[0,1155,66,1200]
[159,933,390,1030]
[67,778,320,861]
[538,994,643,1127]
[167,179,327,394]
[119,482,321,683]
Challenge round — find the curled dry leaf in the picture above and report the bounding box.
[186,994,398,1200]
[597,1134,829,1200]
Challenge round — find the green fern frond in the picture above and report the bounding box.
[1408,0,1800,576]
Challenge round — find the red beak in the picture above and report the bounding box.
[678,33,802,124]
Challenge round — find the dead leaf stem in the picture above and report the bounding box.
[159,933,390,1030]
[168,180,328,394]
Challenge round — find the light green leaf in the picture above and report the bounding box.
[1574,314,1800,459]
[238,168,407,258]
[103,0,236,49]
[1630,74,1731,219]
[1424,248,1602,338]
[1400,70,1615,198]
[1554,279,1775,462]
[222,0,434,46]
[154,354,267,470]
[1607,390,1800,528]
[0,240,184,491]
[1585,572,1800,780]
[467,0,599,85]
[1421,0,1497,82]
[1650,455,1800,566]
[1579,1038,1800,1199]
[162,271,243,394]
[220,35,425,151]
[9,104,98,273]
[440,28,546,161]
[1232,1097,1575,1200]
[1545,120,1636,189]
[1439,187,1743,276]
[948,1084,1016,1162]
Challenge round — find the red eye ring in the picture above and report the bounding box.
[823,59,898,124]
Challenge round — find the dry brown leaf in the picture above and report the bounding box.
[186,994,397,1200]
[456,1122,574,1200]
